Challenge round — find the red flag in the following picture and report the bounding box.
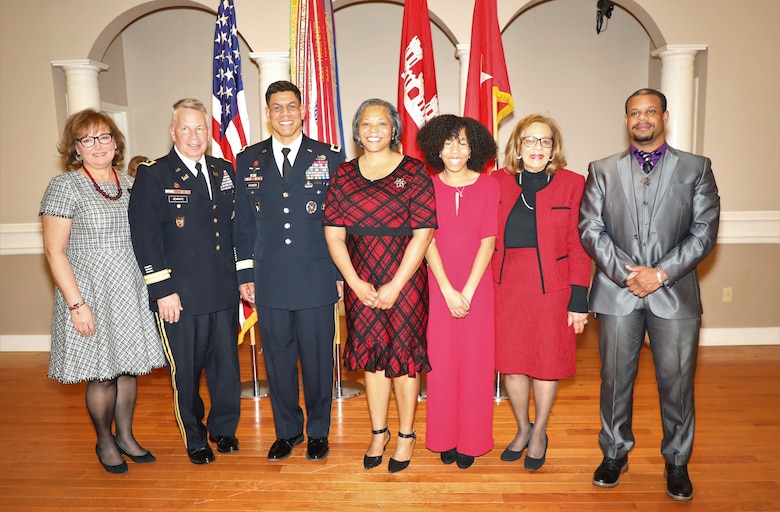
[292,0,345,148]
[397,0,439,161]
[211,0,249,165]
[464,0,514,168]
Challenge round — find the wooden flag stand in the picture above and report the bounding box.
[240,323,269,400]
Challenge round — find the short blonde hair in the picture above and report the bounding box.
[171,98,208,126]
[503,114,567,176]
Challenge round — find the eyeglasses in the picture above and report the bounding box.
[520,136,554,148]
[77,133,113,148]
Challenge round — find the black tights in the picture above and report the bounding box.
[86,375,146,464]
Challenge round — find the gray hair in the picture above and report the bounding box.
[351,98,402,150]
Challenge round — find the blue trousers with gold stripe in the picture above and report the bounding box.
[156,306,240,450]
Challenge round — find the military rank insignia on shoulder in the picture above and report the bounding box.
[329,144,341,153]
[139,159,156,167]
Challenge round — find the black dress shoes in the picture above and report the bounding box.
[209,435,239,453]
[456,452,475,469]
[267,433,304,461]
[665,463,694,501]
[188,446,215,465]
[306,437,330,461]
[500,423,532,462]
[440,448,457,465]
[592,454,629,487]
[387,431,416,473]
[524,435,548,471]
[114,435,156,463]
[96,445,128,474]
[364,426,391,470]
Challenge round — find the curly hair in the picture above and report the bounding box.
[503,114,567,176]
[57,109,126,172]
[416,114,497,172]
[351,98,402,150]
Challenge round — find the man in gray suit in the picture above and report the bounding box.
[579,88,719,502]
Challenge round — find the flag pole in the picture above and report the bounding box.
[241,320,269,400]
[332,303,364,400]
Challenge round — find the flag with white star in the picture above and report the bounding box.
[211,0,249,165]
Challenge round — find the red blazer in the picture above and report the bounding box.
[491,168,591,293]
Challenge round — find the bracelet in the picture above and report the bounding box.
[655,266,664,285]
[68,301,86,311]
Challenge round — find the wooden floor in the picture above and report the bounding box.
[1,319,779,512]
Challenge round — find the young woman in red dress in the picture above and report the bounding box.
[417,115,499,470]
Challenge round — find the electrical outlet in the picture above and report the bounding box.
[722,287,733,302]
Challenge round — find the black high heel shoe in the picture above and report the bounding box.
[114,435,157,463]
[96,444,128,474]
[524,434,548,471]
[363,426,391,470]
[500,423,533,462]
[388,431,416,473]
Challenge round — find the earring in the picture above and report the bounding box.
[517,155,522,160]
[76,153,82,162]
[438,152,442,158]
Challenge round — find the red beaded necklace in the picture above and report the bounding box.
[82,166,122,201]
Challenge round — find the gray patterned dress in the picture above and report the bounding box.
[39,171,166,383]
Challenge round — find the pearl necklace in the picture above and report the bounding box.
[83,166,122,201]
[518,172,550,211]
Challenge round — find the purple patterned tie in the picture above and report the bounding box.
[635,149,661,174]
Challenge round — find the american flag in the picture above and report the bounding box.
[211,0,249,165]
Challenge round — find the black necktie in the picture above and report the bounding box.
[635,149,661,174]
[281,147,292,183]
[195,162,210,199]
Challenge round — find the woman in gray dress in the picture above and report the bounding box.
[40,109,166,474]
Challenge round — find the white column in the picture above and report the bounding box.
[650,45,707,152]
[51,60,110,115]
[455,44,470,116]
[249,52,290,139]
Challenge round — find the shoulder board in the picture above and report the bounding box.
[139,160,156,167]
[237,145,249,155]
[330,144,341,152]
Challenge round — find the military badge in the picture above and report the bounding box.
[220,170,234,191]
[175,217,185,228]
[306,201,317,214]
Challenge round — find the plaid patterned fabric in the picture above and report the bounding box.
[39,172,166,383]
[324,157,436,377]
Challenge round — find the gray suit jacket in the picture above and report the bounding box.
[579,146,720,319]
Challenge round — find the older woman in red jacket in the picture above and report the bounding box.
[492,114,590,471]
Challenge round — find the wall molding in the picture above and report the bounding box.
[2,211,778,256]
[2,327,776,352]
[0,222,43,255]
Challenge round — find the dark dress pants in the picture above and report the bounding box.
[257,303,335,439]
[157,305,241,450]
[597,303,700,466]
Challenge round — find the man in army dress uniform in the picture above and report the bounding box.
[234,81,344,461]
[129,98,241,465]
